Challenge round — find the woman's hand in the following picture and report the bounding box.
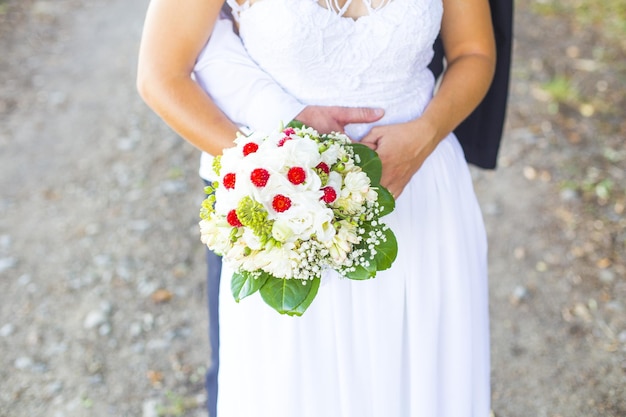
[360,118,439,199]
[357,0,496,199]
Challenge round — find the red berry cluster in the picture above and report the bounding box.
[243,142,259,156]
[321,186,337,203]
[227,209,243,227]
[250,168,270,187]
[287,167,306,185]
[315,162,330,174]
[272,194,292,212]
[278,128,295,147]
[223,173,236,189]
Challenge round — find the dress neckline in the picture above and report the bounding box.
[318,0,393,20]
[228,0,400,23]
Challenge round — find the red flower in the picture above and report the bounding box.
[278,136,292,147]
[287,167,306,185]
[226,209,243,227]
[315,162,330,174]
[278,128,295,147]
[321,186,337,204]
[250,168,270,187]
[223,173,236,189]
[272,194,292,212]
[243,142,259,156]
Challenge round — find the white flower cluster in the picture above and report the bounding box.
[199,125,385,281]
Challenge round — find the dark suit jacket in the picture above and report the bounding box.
[429,0,513,169]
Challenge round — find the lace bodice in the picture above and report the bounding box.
[228,0,443,139]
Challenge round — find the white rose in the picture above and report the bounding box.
[326,221,359,265]
[336,220,360,245]
[223,241,249,269]
[199,218,233,255]
[277,206,316,240]
[244,251,272,271]
[366,188,378,202]
[281,137,321,168]
[281,195,334,240]
[327,171,343,191]
[241,227,263,250]
[335,194,365,213]
[319,143,341,166]
[328,243,348,265]
[271,219,295,243]
[213,190,242,217]
[263,244,297,279]
[343,171,371,194]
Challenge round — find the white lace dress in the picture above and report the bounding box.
[217,0,491,415]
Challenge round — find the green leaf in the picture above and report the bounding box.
[373,227,398,271]
[231,271,269,302]
[286,120,305,130]
[344,263,377,280]
[259,277,318,315]
[288,277,321,316]
[376,186,396,217]
[349,143,382,185]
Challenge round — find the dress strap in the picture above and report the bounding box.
[226,0,250,22]
[324,0,353,17]
[322,0,393,18]
[363,0,393,12]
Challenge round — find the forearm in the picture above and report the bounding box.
[138,71,240,156]
[137,0,239,156]
[415,0,496,146]
[418,53,495,144]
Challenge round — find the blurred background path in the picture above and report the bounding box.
[0,0,624,416]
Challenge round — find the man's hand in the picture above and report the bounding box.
[293,105,385,135]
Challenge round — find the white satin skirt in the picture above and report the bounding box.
[216,134,490,417]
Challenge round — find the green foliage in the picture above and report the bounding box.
[259,277,320,316]
[541,75,579,104]
[232,271,270,302]
[349,142,382,185]
[236,196,272,241]
[373,227,398,271]
[156,391,202,417]
[530,0,626,41]
[344,263,377,280]
[286,119,305,129]
[287,277,321,316]
[376,186,396,217]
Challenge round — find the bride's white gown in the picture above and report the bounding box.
[217,0,490,415]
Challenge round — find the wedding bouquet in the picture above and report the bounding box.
[199,122,397,316]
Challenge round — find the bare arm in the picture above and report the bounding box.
[137,0,384,157]
[361,0,496,197]
[422,0,496,141]
[192,13,385,136]
[137,0,239,156]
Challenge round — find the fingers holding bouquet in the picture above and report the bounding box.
[360,119,439,199]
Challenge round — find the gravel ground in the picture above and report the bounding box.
[0,0,624,416]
